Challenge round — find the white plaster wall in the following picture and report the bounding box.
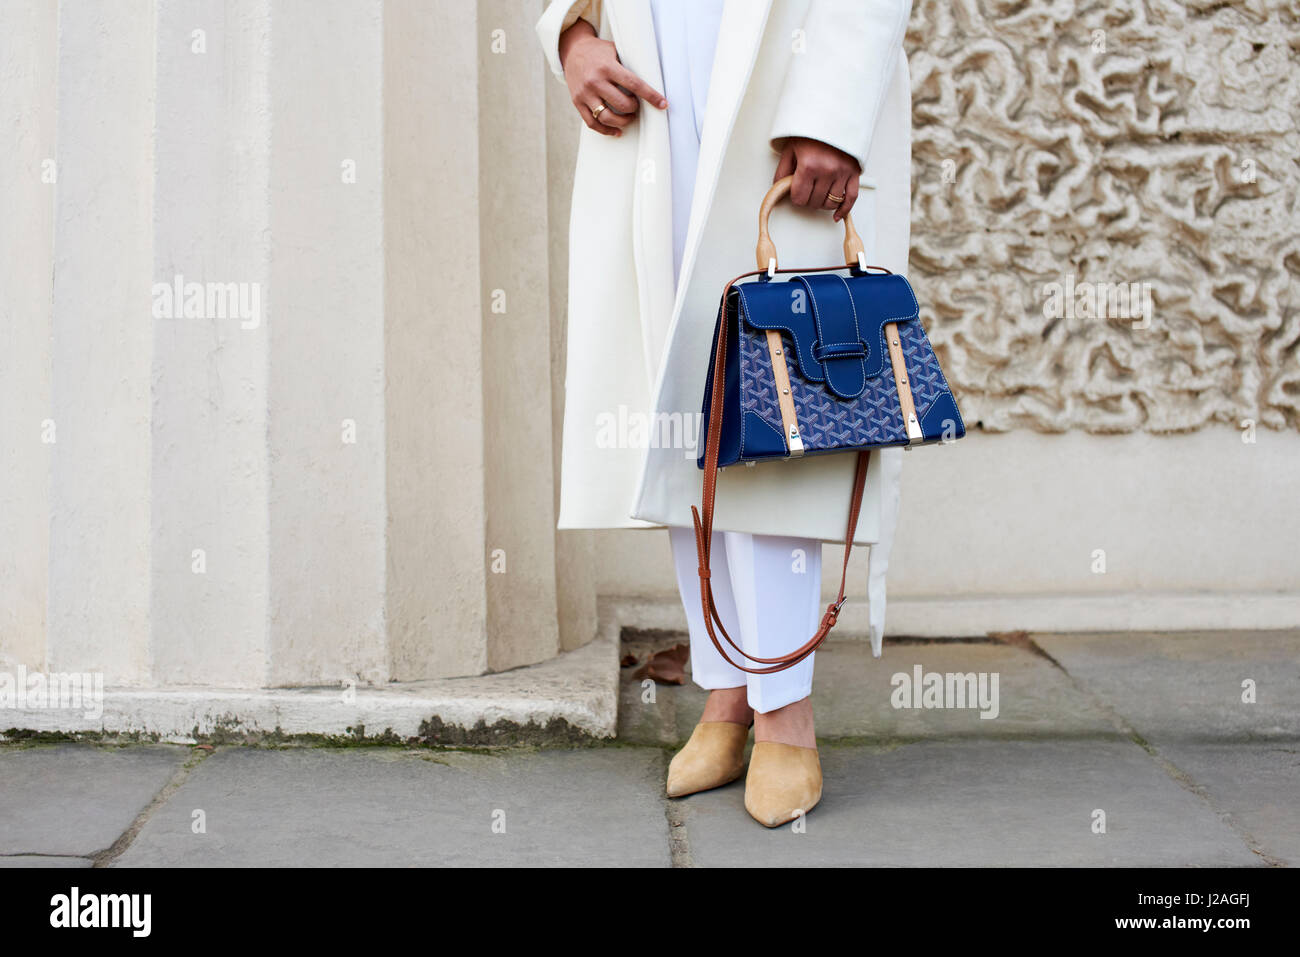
[0,1,55,673]
[46,2,156,685]
[890,429,1300,599]
[594,429,1300,634]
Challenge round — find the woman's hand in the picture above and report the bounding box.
[559,18,666,136]
[774,137,863,222]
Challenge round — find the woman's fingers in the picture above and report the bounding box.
[792,166,833,210]
[789,165,816,206]
[782,138,864,217]
[577,102,622,136]
[773,141,797,183]
[595,80,638,116]
[609,61,667,109]
[574,77,635,132]
[560,26,663,131]
[590,105,634,129]
[809,174,835,211]
[823,172,852,209]
[834,177,860,223]
[588,82,637,128]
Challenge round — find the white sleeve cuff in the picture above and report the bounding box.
[535,0,601,79]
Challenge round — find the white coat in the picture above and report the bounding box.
[536,0,913,653]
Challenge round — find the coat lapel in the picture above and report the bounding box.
[672,0,774,319]
[604,0,675,387]
[607,0,774,384]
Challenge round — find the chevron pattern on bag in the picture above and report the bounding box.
[788,325,909,450]
[898,319,955,423]
[738,322,787,433]
[738,324,910,453]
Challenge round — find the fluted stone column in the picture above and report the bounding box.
[383,0,587,678]
[1,0,598,693]
[265,0,389,686]
[382,0,493,680]
[151,0,275,688]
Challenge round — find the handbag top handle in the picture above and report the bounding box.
[755,174,868,273]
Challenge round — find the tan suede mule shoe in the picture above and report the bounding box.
[665,721,750,798]
[744,741,823,827]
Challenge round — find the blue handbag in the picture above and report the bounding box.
[690,175,965,674]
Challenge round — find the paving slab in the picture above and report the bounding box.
[113,746,669,867]
[1035,631,1300,864]
[0,855,92,867]
[676,739,1262,867]
[620,637,1117,745]
[1035,631,1300,742]
[1138,741,1300,866]
[0,744,189,857]
[811,640,1118,740]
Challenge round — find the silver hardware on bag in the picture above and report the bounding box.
[906,413,923,440]
[788,424,805,457]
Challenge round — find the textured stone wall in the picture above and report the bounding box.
[906,0,1299,433]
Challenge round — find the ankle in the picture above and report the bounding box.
[753,696,816,748]
[700,687,753,725]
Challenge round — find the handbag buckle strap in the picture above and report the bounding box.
[811,339,867,362]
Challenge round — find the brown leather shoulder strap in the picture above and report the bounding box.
[690,266,878,675]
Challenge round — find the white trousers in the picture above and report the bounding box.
[668,526,822,713]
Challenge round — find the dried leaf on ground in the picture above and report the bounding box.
[632,643,689,685]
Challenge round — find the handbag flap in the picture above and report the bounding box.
[732,271,920,399]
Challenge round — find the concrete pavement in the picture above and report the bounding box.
[1,631,1295,867]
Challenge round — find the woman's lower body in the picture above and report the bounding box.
[665,525,826,827]
[668,526,821,711]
